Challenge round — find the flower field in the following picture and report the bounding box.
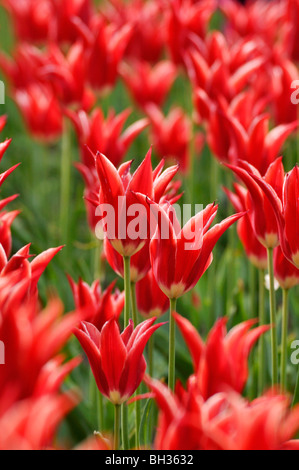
[1,0,299,451]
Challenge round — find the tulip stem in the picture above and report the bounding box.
[122,256,131,450]
[267,248,278,386]
[123,256,131,327]
[130,281,141,450]
[281,288,289,392]
[60,117,72,248]
[114,405,121,451]
[258,269,266,394]
[169,298,177,391]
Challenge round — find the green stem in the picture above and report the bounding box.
[208,156,219,325]
[89,371,104,431]
[281,288,289,392]
[60,117,72,247]
[93,239,103,281]
[130,282,140,450]
[114,405,120,451]
[249,263,256,317]
[258,269,266,395]
[123,256,131,327]
[148,333,154,445]
[248,263,257,400]
[169,298,177,391]
[122,256,131,450]
[267,248,278,386]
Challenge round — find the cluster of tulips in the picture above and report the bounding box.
[1,0,299,451]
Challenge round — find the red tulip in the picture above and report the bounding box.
[14,83,63,141]
[220,0,285,45]
[81,15,133,93]
[146,104,197,173]
[270,57,299,125]
[104,237,151,283]
[207,106,297,174]
[68,276,124,331]
[120,60,177,111]
[0,44,49,89]
[1,0,92,45]
[274,245,299,290]
[204,392,299,451]
[1,0,52,43]
[174,313,270,399]
[92,149,179,257]
[51,0,92,44]
[41,42,93,108]
[145,200,244,299]
[224,183,267,269]
[165,0,216,65]
[251,165,299,269]
[136,268,169,318]
[104,0,166,63]
[187,33,264,106]
[226,158,285,249]
[145,376,299,450]
[69,107,149,170]
[74,317,164,405]
[282,0,299,61]
[70,108,148,232]
[0,392,78,450]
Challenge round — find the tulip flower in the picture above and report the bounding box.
[220,0,285,45]
[74,318,163,405]
[93,148,179,258]
[174,313,269,399]
[41,42,94,108]
[207,106,297,174]
[80,16,133,93]
[0,392,78,450]
[104,237,151,284]
[248,165,299,390]
[146,104,195,173]
[243,164,299,270]
[274,245,299,291]
[14,83,63,141]
[145,376,299,450]
[224,183,267,270]
[147,200,244,300]
[120,60,177,111]
[226,158,285,249]
[69,107,149,170]
[204,392,299,451]
[270,57,298,125]
[1,0,92,45]
[1,0,52,43]
[68,276,124,331]
[136,269,170,319]
[283,0,299,61]
[278,166,299,268]
[136,198,244,390]
[227,157,287,385]
[70,108,148,232]
[104,0,165,63]
[165,0,216,65]
[51,0,92,44]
